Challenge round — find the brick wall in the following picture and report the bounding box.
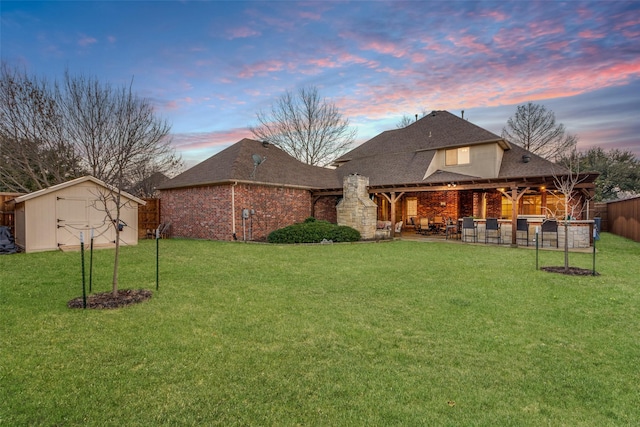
[314,196,339,223]
[161,186,233,240]
[161,183,313,241]
[415,190,461,220]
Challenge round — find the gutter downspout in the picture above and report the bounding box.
[231,181,238,240]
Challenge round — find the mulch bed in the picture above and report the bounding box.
[67,289,153,309]
[541,266,599,276]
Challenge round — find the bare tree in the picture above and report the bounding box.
[250,86,356,167]
[396,114,415,128]
[502,102,577,161]
[552,150,589,272]
[0,64,83,192]
[60,76,175,296]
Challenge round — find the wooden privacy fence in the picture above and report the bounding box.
[1,193,23,233]
[604,196,640,243]
[138,198,161,239]
[593,202,608,231]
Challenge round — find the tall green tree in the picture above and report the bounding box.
[502,102,577,161]
[577,147,640,201]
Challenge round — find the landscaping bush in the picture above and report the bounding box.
[267,219,360,243]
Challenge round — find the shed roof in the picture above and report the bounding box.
[13,176,146,205]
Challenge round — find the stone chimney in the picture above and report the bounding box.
[336,174,377,239]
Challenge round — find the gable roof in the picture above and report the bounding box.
[334,110,570,186]
[159,138,341,190]
[14,176,145,205]
[334,110,508,164]
[160,112,591,193]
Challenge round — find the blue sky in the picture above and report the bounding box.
[2,0,639,166]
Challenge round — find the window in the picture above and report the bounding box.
[445,147,470,166]
[522,195,542,215]
[406,197,417,223]
[501,194,543,218]
[546,193,566,218]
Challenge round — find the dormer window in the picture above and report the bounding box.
[445,147,470,166]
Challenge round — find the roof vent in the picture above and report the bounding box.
[261,141,269,147]
[431,110,437,116]
[522,154,531,163]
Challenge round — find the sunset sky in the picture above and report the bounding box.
[2,1,639,166]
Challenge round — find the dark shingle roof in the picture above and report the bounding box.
[335,110,506,163]
[159,139,340,190]
[334,110,567,186]
[498,143,567,179]
[161,112,582,192]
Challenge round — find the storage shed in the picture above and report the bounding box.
[13,176,145,252]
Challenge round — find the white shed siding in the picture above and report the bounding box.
[14,176,143,253]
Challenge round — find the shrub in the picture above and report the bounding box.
[267,220,360,243]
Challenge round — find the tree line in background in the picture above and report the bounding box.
[0,63,181,196]
[3,62,637,202]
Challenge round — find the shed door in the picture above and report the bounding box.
[56,198,88,247]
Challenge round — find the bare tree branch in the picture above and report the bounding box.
[250,86,356,166]
[502,102,577,161]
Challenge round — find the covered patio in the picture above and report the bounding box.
[369,174,598,249]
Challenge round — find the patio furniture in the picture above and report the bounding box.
[157,222,171,239]
[445,219,459,240]
[417,217,430,235]
[461,217,477,242]
[395,221,403,234]
[485,218,501,244]
[516,218,529,246]
[432,216,446,233]
[541,219,559,248]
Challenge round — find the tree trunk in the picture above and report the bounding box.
[112,225,120,297]
[564,221,569,272]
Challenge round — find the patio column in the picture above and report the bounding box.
[499,186,529,247]
[379,191,405,237]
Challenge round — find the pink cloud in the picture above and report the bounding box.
[77,34,97,47]
[361,39,406,58]
[171,128,253,152]
[578,30,605,39]
[298,10,321,21]
[447,34,493,56]
[237,59,286,78]
[226,26,260,39]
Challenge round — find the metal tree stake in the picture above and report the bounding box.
[80,232,86,309]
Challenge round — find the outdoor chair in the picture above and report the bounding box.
[418,217,430,235]
[157,222,171,239]
[541,219,559,248]
[394,221,403,235]
[484,218,501,244]
[445,218,459,240]
[461,217,477,242]
[516,218,529,246]
[433,216,446,233]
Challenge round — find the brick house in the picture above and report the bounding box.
[159,110,597,245]
[159,138,341,241]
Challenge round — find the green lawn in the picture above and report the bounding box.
[1,234,639,426]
